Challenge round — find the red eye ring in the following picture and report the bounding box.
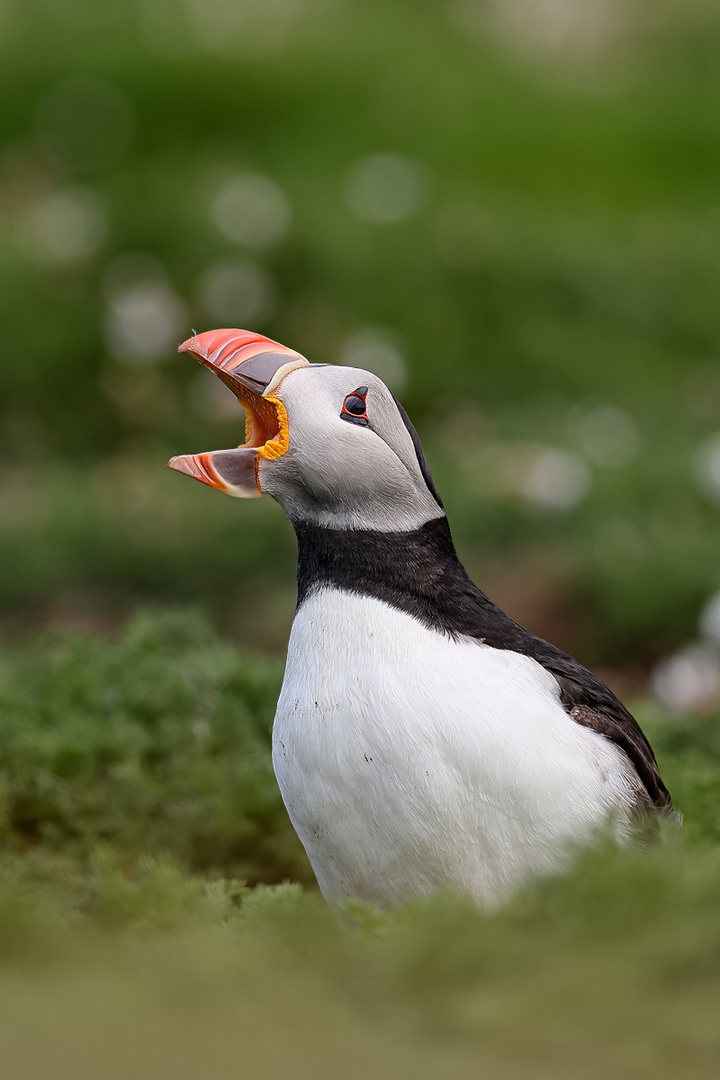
[341,386,369,427]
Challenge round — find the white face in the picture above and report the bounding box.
[260,364,445,532]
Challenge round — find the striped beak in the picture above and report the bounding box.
[168,328,308,497]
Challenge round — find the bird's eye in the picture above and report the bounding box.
[341,386,369,426]
[344,395,366,415]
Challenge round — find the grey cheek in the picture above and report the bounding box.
[259,430,444,532]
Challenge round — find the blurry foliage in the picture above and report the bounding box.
[2,843,720,1077]
[0,611,717,1073]
[0,0,720,663]
[0,609,309,883]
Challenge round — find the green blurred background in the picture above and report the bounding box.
[2,3,720,1074]
[4,0,720,680]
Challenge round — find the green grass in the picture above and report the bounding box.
[0,612,718,1077]
[0,609,308,884]
[2,842,720,1079]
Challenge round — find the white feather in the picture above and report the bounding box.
[272,587,640,908]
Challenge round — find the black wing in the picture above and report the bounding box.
[530,647,673,812]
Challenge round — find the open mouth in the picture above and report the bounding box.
[167,328,308,497]
[228,382,290,462]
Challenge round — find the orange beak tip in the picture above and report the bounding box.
[177,336,196,355]
[167,455,199,480]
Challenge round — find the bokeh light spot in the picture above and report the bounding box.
[338,328,407,391]
[197,259,275,326]
[450,0,621,62]
[651,644,720,715]
[211,173,291,249]
[522,448,591,511]
[693,433,720,503]
[181,0,303,53]
[699,589,720,647]
[579,405,640,468]
[18,186,107,266]
[104,255,186,365]
[344,154,429,224]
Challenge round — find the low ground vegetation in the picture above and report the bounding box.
[0,613,718,1077]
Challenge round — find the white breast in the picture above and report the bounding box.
[272,588,639,908]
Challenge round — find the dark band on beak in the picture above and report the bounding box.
[177,329,308,401]
[232,352,300,394]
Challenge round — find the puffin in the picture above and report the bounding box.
[169,327,674,908]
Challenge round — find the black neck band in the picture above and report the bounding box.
[295,515,534,647]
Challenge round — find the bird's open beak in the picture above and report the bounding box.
[168,329,308,497]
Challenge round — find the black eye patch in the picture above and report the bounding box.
[341,386,369,426]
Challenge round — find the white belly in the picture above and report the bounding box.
[272,588,639,907]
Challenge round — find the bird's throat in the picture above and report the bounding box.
[294,516,468,620]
